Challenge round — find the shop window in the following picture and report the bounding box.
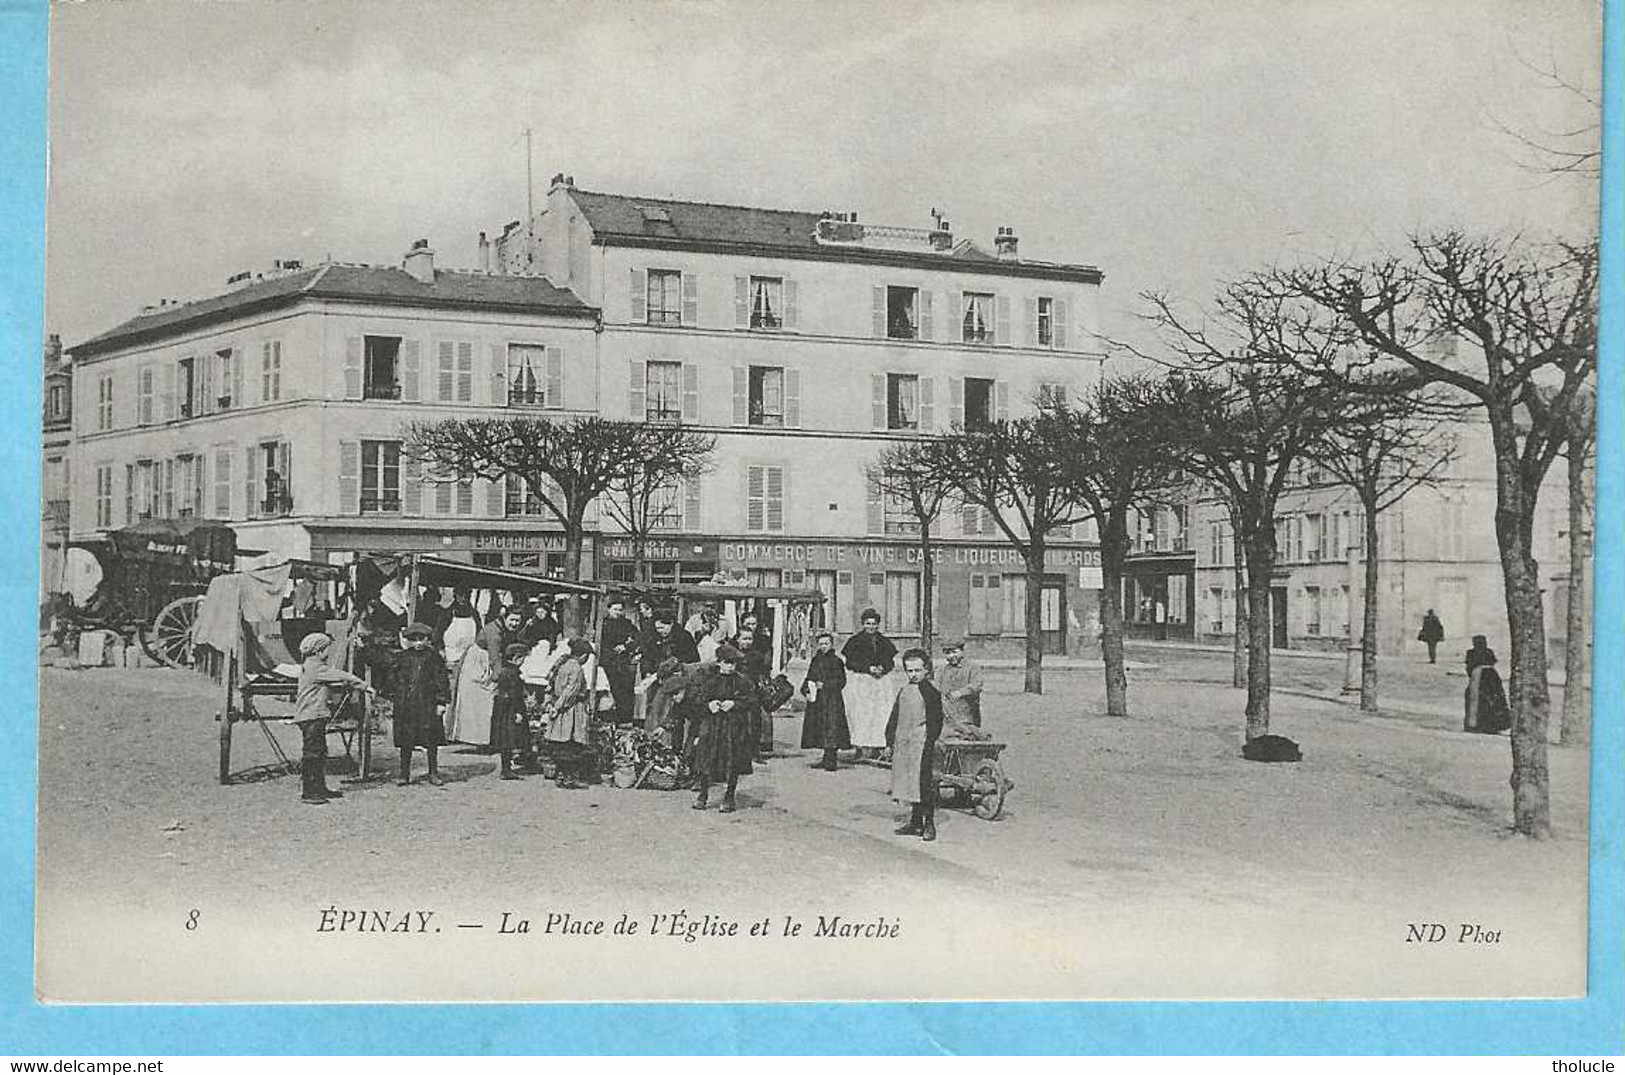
[472,553,503,569]
[509,552,542,570]
[968,573,1003,636]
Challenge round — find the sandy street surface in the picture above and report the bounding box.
[35,656,1590,1003]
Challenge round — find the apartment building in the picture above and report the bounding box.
[42,334,72,599]
[488,176,1110,653]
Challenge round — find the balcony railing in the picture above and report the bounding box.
[261,493,294,518]
[508,387,546,407]
[646,309,682,326]
[750,313,782,330]
[645,406,683,424]
[364,382,403,401]
[42,499,69,528]
[505,498,547,517]
[360,495,401,513]
[962,326,992,344]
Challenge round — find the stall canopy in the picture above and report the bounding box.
[409,555,601,596]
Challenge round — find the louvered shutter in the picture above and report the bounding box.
[995,296,1011,345]
[945,291,957,340]
[161,363,176,422]
[734,277,749,327]
[784,279,799,329]
[962,501,980,537]
[766,466,784,531]
[402,455,422,515]
[866,473,883,535]
[746,466,765,531]
[244,446,260,518]
[231,349,245,408]
[437,341,455,402]
[261,342,273,402]
[278,442,292,510]
[545,347,564,409]
[968,575,986,635]
[434,470,452,514]
[457,342,473,402]
[995,381,1009,422]
[338,442,359,515]
[950,377,964,428]
[682,363,699,422]
[196,357,213,416]
[629,360,646,420]
[683,472,701,531]
[987,574,1003,633]
[871,374,887,429]
[918,290,933,342]
[836,571,855,633]
[485,478,504,517]
[214,449,233,518]
[457,478,474,516]
[630,269,646,323]
[1054,299,1069,350]
[732,367,749,426]
[784,368,801,428]
[344,337,362,399]
[401,340,421,401]
[490,343,506,406]
[681,273,699,325]
[919,377,935,431]
[1025,298,1038,346]
[871,287,886,337]
[929,507,942,537]
[869,572,887,628]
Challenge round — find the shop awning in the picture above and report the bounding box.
[409,554,602,596]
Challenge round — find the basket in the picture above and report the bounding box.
[638,764,681,791]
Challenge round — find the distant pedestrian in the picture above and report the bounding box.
[292,632,372,806]
[1463,635,1512,735]
[799,630,850,771]
[935,639,985,730]
[886,649,944,842]
[1418,610,1444,664]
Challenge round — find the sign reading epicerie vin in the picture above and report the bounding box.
[719,543,1100,567]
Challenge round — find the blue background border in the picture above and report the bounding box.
[1,0,1619,1054]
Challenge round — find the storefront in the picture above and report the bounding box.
[595,537,721,585]
[1120,551,1196,641]
[305,522,596,580]
[714,537,1102,657]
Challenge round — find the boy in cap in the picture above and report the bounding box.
[491,642,532,780]
[389,622,451,786]
[935,639,985,730]
[293,632,374,806]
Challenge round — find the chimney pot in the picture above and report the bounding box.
[403,240,436,283]
[994,227,1020,260]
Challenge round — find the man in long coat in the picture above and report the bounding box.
[389,622,451,786]
[885,649,944,841]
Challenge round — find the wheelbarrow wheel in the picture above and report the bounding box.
[971,758,1006,820]
[145,595,203,669]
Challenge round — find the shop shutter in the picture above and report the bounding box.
[784,368,802,428]
[995,295,1011,345]
[969,574,987,635]
[630,269,646,323]
[919,377,935,431]
[871,287,886,338]
[629,360,646,420]
[338,442,359,515]
[545,347,564,409]
[490,343,506,406]
[868,572,887,629]
[866,473,883,535]
[343,337,362,400]
[836,571,855,633]
[682,363,699,422]
[681,273,699,325]
[784,279,799,329]
[732,367,749,426]
[734,277,749,328]
[1053,299,1069,350]
[871,374,887,430]
[402,340,422,402]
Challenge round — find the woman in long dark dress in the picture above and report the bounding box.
[800,630,851,771]
[1463,635,1512,734]
[691,645,754,813]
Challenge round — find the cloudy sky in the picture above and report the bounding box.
[45,0,1600,353]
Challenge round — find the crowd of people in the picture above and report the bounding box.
[291,587,987,841]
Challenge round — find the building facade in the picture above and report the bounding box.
[42,334,72,602]
[490,177,1110,653]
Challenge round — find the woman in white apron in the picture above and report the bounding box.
[445,642,495,745]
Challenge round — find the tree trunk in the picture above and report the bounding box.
[1359,491,1381,713]
[1560,448,1590,746]
[919,530,936,655]
[561,513,587,633]
[1098,519,1129,717]
[1023,543,1045,695]
[1230,530,1248,689]
[631,527,647,585]
[1242,533,1275,741]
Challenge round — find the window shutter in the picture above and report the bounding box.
[766,466,785,531]
[919,377,935,432]
[161,363,176,422]
[232,348,245,408]
[784,368,801,428]
[344,337,362,400]
[457,342,473,402]
[950,377,964,428]
[836,571,855,633]
[732,367,749,426]
[969,574,986,635]
[402,456,423,515]
[1053,299,1069,350]
[871,287,885,338]
[1025,298,1038,346]
[734,276,749,328]
[261,342,272,402]
[456,478,474,516]
[995,380,1009,422]
[784,279,799,329]
[871,374,887,429]
[485,477,504,517]
[987,574,1003,633]
[278,441,291,506]
[545,347,564,409]
[996,295,1011,345]
[434,471,452,515]
[338,442,359,515]
[437,341,455,402]
[197,359,214,416]
[945,291,957,339]
[244,446,260,518]
[869,572,887,628]
[866,473,883,535]
[683,472,702,531]
[681,273,699,325]
[682,363,699,422]
[214,449,233,518]
[402,339,422,402]
[962,501,979,537]
[746,465,765,532]
[490,343,506,406]
[918,290,933,342]
[630,269,647,323]
[629,360,646,420]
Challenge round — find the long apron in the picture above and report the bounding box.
[888,686,930,804]
[446,646,494,745]
[844,672,896,747]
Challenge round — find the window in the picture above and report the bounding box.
[177,358,195,418]
[746,464,784,533]
[1305,586,1322,635]
[509,552,542,570]
[175,455,202,518]
[808,570,838,631]
[649,478,684,532]
[436,341,474,403]
[505,474,550,517]
[137,367,155,426]
[508,344,547,406]
[885,573,921,634]
[131,460,158,520]
[259,442,292,516]
[1208,587,1226,633]
[887,374,919,431]
[94,464,113,528]
[886,286,918,340]
[1170,506,1189,552]
[1305,514,1322,561]
[1167,575,1188,624]
[360,441,401,513]
[96,375,113,431]
[749,366,785,427]
[45,384,66,421]
[962,292,994,343]
[646,269,682,326]
[472,553,504,570]
[750,276,783,330]
[261,341,282,402]
[645,360,683,422]
[883,475,920,536]
[964,377,993,431]
[363,337,402,400]
[1037,296,1054,347]
[215,350,236,410]
[1439,493,1466,560]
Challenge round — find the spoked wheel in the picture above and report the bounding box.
[144,595,203,668]
[971,758,1007,820]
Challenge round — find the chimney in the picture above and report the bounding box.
[478,231,491,272]
[929,216,954,252]
[994,226,1019,260]
[44,333,62,370]
[403,238,435,284]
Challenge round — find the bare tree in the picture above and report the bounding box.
[1559,387,1595,746]
[1044,375,1183,717]
[601,424,717,583]
[402,416,646,583]
[1266,232,1599,837]
[869,438,958,654]
[939,417,1086,695]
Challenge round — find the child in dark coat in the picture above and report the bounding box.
[490,642,530,780]
[800,630,851,771]
[389,622,451,786]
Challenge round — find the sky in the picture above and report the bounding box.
[44,0,1602,356]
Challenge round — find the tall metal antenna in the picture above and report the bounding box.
[523,126,535,265]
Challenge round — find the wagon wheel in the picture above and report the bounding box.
[144,595,203,668]
[971,757,1006,820]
